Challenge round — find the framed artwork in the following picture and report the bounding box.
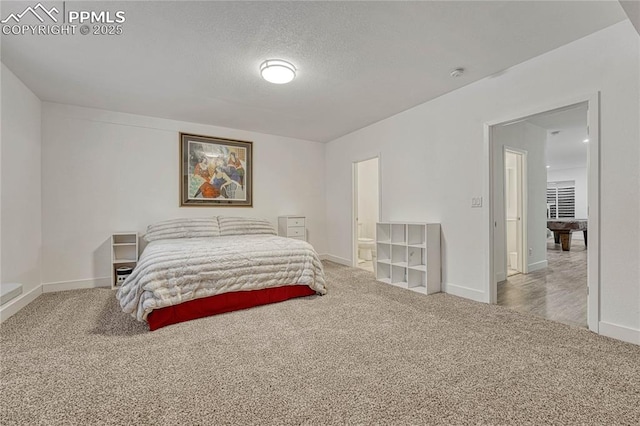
[180,133,253,207]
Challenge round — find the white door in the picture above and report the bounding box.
[505,149,526,275]
[353,157,380,270]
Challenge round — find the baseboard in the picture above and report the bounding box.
[1,283,22,305]
[319,254,352,267]
[0,285,42,323]
[599,321,640,345]
[528,260,548,273]
[42,277,111,293]
[443,282,486,303]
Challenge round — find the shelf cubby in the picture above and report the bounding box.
[376,223,391,243]
[391,265,407,284]
[408,224,426,247]
[408,246,425,268]
[391,224,406,244]
[111,233,139,289]
[391,244,407,265]
[377,262,391,284]
[113,234,137,245]
[408,269,425,289]
[377,243,391,262]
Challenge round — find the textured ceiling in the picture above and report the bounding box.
[619,1,640,34]
[0,1,627,142]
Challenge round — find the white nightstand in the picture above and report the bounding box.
[278,216,306,241]
[111,233,138,289]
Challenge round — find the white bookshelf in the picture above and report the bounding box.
[111,233,138,289]
[375,222,441,295]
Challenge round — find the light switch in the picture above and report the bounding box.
[471,197,483,208]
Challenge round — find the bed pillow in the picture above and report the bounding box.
[144,217,220,242]
[217,216,277,236]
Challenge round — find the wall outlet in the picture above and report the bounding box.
[529,248,533,256]
[471,197,483,208]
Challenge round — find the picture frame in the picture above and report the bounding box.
[180,133,253,207]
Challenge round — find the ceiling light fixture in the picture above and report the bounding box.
[546,165,551,169]
[583,138,589,143]
[260,59,296,84]
[450,68,465,78]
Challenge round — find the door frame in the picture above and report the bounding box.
[352,155,382,268]
[485,92,600,332]
[503,147,528,276]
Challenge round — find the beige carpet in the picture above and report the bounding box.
[1,261,639,425]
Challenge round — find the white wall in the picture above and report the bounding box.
[357,158,379,239]
[493,122,548,280]
[41,103,327,288]
[0,66,3,286]
[324,22,640,341]
[1,64,42,294]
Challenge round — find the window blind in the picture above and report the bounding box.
[547,181,575,219]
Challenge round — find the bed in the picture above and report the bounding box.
[116,216,326,330]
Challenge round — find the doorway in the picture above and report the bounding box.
[353,157,380,272]
[487,94,600,332]
[505,148,526,277]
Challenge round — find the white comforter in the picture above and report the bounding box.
[116,235,327,321]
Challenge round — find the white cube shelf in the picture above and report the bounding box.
[375,222,441,295]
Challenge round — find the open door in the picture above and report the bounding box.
[352,157,380,272]
[505,149,527,276]
[488,96,599,333]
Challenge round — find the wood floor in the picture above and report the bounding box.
[498,238,587,328]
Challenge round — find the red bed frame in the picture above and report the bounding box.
[146,285,316,331]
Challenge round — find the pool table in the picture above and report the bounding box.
[547,219,587,251]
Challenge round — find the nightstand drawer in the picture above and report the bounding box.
[287,217,305,227]
[287,226,305,237]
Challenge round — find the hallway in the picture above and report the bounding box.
[498,238,587,328]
